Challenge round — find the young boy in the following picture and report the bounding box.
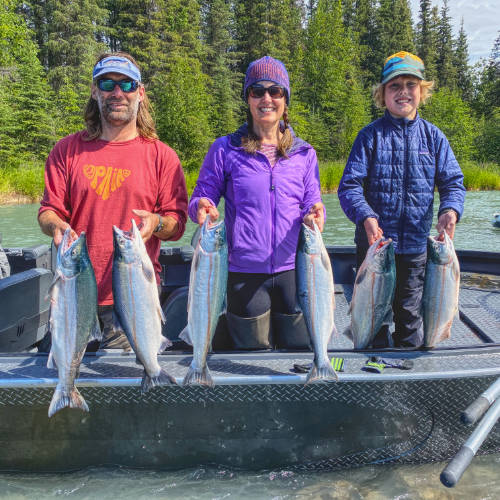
[338,51,466,348]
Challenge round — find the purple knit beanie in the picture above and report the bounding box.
[244,56,290,104]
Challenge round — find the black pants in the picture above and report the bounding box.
[356,246,427,348]
[227,270,298,317]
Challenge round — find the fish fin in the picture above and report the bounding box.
[183,364,214,387]
[47,351,56,369]
[46,270,63,300]
[48,387,89,418]
[90,316,102,341]
[141,261,155,283]
[179,325,192,345]
[305,359,338,384]
[141,369,177,393]
[111,309,125,333]
[157,304,166,324]
[158,335,172,353]
[342,326,353,341]
[354,268,367,286]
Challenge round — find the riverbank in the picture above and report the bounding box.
[1,160,500,206]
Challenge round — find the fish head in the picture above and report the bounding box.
[200,218,226,253]
[113,220,143,265]
[57,229,88,276]
[298,222,322,255]
[370,238,395,273]
[427,232,454,265]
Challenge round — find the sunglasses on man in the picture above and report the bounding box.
[247,85,285,99]
[97,79,139,93]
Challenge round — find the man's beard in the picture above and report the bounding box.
[96,93,140,126]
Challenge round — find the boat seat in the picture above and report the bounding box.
[5,244,51,274]
[0,268,53,352]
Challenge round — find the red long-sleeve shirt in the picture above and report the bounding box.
[40,132,188,305]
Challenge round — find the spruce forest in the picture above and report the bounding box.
[0,0,499,192]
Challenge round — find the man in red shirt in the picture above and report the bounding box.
[38,52,188,350]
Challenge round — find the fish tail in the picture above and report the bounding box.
[305,360,338,384]
[48,387,89,418]
[182,364,214,387]
[141,368,178,393]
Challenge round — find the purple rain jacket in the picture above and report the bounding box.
[188,124,323,274]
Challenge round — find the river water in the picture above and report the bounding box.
[0,191,499,498]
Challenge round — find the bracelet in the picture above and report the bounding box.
[153,214,163,233]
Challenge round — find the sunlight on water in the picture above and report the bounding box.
[1,191,500,251]
[0,455,499,499]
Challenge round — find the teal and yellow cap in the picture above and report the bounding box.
[381,51,425,84]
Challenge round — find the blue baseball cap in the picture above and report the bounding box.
[381,51,425,84]
[92,56,142,82]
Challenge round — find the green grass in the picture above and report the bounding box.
[319,160,345,192]
[0,162,45,202]
[1,159,499,204]
[461,162,500,190]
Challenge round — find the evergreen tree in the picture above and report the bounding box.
[0,0,55,164]
[302,0,369,158]
[454,19,473,102]
[154,56,213,171]
[373,0,415,69]
[415,0,438,82]
[352,0,378,88]
[201,0,241,136]
[436,0,456,89]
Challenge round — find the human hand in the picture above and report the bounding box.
[132,209,158,242]
[197,198,219,226]
[364,217,383,246]
[53,224,77,247]
[303,202,325,232]
[436,210,457,240]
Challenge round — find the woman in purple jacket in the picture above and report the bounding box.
[188,56,324,350]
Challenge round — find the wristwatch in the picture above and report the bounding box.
[153,214,164,233]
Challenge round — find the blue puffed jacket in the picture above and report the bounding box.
[338,111,466,254]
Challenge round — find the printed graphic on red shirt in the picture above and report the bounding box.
[83,164,131,201]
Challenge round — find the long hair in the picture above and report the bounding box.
[372,79,435,109]
[83,52,158,141]
[242,104,293,157]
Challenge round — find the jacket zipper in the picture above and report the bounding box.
[400,122,409,249]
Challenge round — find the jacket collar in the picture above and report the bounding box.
[383,109,420,129]
[228,122,310,155]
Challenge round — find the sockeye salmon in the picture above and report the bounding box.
[47,229,101,417]
[296,222,338,383]
[349,238,396,349]
[180,218,228,386]
[423,231,460,347]
[112,219,176,392]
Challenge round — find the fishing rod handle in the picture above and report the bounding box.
[461,396,491,425]
[440,446,474,488]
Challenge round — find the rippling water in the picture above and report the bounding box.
[1,191,500,251]
[0,192,499,497]
[0,456,499,499]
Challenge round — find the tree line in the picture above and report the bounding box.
[0,0,498,173]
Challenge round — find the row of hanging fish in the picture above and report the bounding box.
[47,220,177,417]
[348,232,460,350]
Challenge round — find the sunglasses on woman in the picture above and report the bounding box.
[247,85,285,99]
[97,79,139,93]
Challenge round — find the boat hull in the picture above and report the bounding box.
[0,354,498,472]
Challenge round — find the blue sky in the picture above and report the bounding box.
[409,0,498,63]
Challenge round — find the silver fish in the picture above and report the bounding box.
[423,232,460,347]
[112,219,176,391]
[47,229,101,417]
[180,218,228,386]
[349,238,396,349]
[296,222,338,383]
